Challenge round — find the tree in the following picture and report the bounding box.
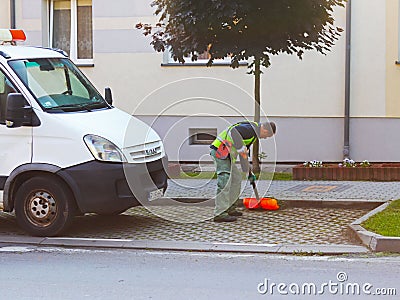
[137,0,346,173]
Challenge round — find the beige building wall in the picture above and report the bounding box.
[81,1,399,119]
[10,0,348,118]
[84,2,348,119]
[0,1,10,28]
[350,0,387,117]
[386,0,400,117]
[6,0,400,161]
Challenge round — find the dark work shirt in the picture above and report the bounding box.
[229,122,260,150]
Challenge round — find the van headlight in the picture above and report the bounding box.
[84,135,127,163]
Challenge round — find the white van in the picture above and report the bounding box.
[0,30,168,236]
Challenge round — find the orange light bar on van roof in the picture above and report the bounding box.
[0,29,26,43]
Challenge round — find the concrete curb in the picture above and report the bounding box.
[264,199,383,209]
[0,235,369,254]
[349,202,400,253]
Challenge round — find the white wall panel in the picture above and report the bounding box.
[22,0,41,19]
[94,0,153,17]
[93,29,153,53]
[350,0,386,117]
[0,1,10,28]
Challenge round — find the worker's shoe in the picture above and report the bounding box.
[228,210,243,217]
[213,215,237,222]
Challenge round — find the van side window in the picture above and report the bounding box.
[0,70,18,125]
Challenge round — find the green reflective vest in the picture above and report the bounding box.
[211,122,258,160]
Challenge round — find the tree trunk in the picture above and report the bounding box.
[252,58,261,174]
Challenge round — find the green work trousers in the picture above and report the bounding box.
[210,149,242,217]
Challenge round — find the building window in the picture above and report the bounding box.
[189,128,217,145]
[50,0,93,65]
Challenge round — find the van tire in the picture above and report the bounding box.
[14,176,75,237]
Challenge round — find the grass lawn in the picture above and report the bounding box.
[362,200,400,237]
[173,171,293,181]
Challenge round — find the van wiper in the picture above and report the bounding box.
[44,103,92,112]
[84,101,109,109]
[45,101,108,112]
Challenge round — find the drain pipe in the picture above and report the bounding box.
[10,0,16,29]
[343,0,352,159]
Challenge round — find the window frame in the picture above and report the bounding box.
[49,0,93,66]
[188,128,218,145]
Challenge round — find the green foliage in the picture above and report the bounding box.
[258,151,268,160]
[359,160,371,167]
[271,172,293,181]
[362,200,400,237]
[303,160,323,167]
[172,171,292,180]
[137,0,346,71]
[175,171,217,179]
[340,158,356,167]
[136,1,346,173]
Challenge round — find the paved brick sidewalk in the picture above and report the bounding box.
[165,179,400,201]
[0,205,369,246]
[0,179,397,249]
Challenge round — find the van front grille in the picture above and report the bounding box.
[124,140,163,163]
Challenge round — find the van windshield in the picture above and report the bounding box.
[8,58,109,112]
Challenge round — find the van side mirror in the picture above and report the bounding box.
[6,93,26,128]
[105,87,113,106]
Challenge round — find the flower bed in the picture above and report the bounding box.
[293,162,400,181]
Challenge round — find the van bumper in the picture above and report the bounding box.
[58,157,168,214]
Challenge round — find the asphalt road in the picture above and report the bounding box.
[0,245,399,300]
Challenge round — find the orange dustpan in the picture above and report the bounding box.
[243,171,279,210]
[243,197,261,209]
[243,197,279,210]
[260,197,279,210]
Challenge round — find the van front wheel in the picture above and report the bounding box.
[15,176,75,237]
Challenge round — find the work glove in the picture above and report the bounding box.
[239,150,248,160]
[248,172,257,184]
[238,147,250,173]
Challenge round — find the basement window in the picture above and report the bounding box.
[189,128,217,145]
